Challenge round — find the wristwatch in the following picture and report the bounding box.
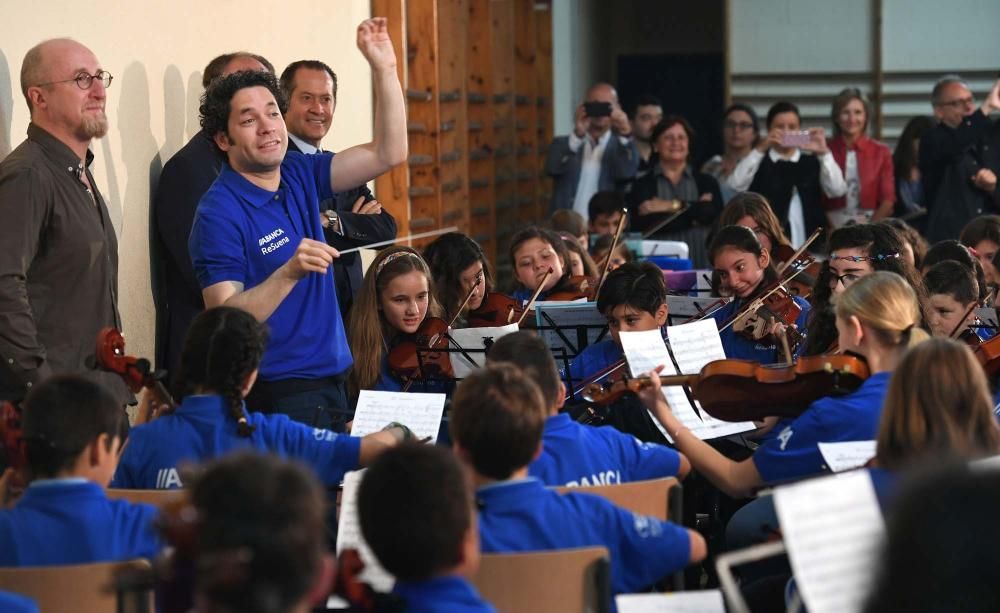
[325,210,341,234]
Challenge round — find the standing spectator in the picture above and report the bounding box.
[920,75,1000,243]
[630,94,663,173]
[728,101,847,248]
[628,116,722,268]
[545,82,639,216]
[824,88,895,227]
[701,103,761,205]
[893,115,934,218]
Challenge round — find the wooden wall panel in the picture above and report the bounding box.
[436,0,470,246]
[513,0,539,226]
[535,3,553,216]
[491,0,517,280]
[467,0,497,263]
[371,0,410,234]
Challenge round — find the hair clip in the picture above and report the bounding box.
[829,252,900,262]
[375,251,420,277]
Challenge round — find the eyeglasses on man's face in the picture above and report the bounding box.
[937,96,974,109]
[724,120,754,131]
[35,70,113,91]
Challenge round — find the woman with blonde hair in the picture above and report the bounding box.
[347,246,442,397]
[870,338,1000,503]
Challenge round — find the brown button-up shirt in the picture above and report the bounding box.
[0,123,129,403]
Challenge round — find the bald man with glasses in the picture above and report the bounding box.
[0,38,129,405]
[920,75,1000,242]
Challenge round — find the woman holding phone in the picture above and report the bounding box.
[727,101,848,248]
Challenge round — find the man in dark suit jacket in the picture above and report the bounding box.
[152,52,273,375]
[545,82,639,215]
[279,60,397,320]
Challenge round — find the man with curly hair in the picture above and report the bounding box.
[188,18,407,430]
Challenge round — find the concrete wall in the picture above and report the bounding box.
[0,0,374,361]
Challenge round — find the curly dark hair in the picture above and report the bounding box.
[174,306,269,437]
[199,70,288,140]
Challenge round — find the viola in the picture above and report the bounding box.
[95,327,175,420]
[467,292,525,328]
[386,317,456,385]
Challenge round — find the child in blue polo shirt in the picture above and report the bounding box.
[565,262,675,443]
[924,260,994,340]
[707,225,810,362]
[450,363,706,600]
[0,376,161,566]
[112,306,404,490]
[487,330,689,487]
[358,444,495,612]
[508,227,577,303]
[346,246,447,397]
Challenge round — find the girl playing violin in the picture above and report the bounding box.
[561,234,599,278]
[112,306,403,490]
[924,260,993,340]
[347,247,444,395]
[423,232,493,325]
[637,270,927,498]
[707,225,811,362]
[802,222,924,356]
[509,227,575,303]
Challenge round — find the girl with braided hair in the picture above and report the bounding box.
[111,306,405,490]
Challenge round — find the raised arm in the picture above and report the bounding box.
[329,18,408,192]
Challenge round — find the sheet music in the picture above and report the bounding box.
[665,295,731,325]
[667,318,727,373]
[640,239,690,259]
[774,471,885,613]
[616,590,725,613]
[448,324,518,378]
[350,390,446,443]
[975,306,998,328]
[618,330,753,441]
[336,470,395,592]
[818,441,876,473]
[535,301,608,356]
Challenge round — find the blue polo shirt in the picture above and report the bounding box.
[0,480,161,567]
[189,152,351,380]
[111,394,361,489]
[476,479,691,596]
[0,591,38,613]
[529,413,681,486]
[565,338,623,396]
[392,576,496,612]
[752,372,891,485]
[710,295,810,363]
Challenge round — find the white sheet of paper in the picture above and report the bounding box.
[617,330,754,442]
[616,590,725,613]
[774,471,885,613]
[350,390,446,443]
[336,470,395,592]
[818,441,876,473]
[667,318,727,373]
[448,324,519,379]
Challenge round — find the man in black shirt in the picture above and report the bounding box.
[0,38,128,403]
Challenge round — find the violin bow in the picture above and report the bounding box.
[593,209,629,298]
[516,268,555,327]
[775,227,824,275]
[640,201,689,240]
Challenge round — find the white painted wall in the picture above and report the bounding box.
[0,0,374,362]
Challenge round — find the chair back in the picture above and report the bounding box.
[554,477,678,521]
[0,559,153,613]
[472,546,611,613]
[106,488,183,507]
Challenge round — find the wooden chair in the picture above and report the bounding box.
[106,488,183,507]
[472,546,611,613]
[553,477,680,522]
[553,477,685,591]
[0,559,153,613]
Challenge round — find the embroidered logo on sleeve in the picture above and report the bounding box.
[633,513,664,538]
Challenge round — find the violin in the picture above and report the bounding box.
[582,354,870,423]
[95,327,175,420]
[546,275,599,302]
[773,228,825,300]
[972,334,1000,377]
[386,317,456,386]
[467,292,525,327]
[731,286,804,359]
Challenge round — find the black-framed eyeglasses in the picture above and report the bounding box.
[724,120,754,131]
[35,70,113,90]
[829,272,862,289]
[937,96,974,109]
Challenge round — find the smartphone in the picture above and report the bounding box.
[781,131,811,148]
[583,101,613,118]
